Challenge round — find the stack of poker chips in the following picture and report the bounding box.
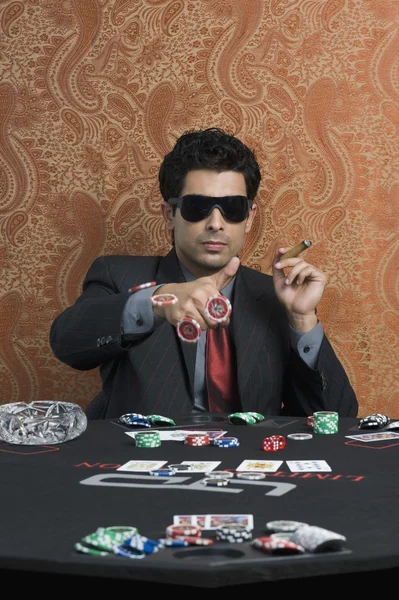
[160,524,214,546]
[74,526,162,559]
[262,434,286,452]
[184,433,211,446]
[313,411,339,434]
[200,471,233,487]
[358,413,390,429]
[119,413,175,427]
[215,524,253,543]
[228,412,264,425]
[135,430,161,448]
[212,436,239,448]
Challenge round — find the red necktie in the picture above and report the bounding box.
[205,323,241,413]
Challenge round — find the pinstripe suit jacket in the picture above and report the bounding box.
[49,248,358,419]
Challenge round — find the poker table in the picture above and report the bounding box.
[2,413,399,591]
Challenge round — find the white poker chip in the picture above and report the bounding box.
[265,520,309,533]
[287,433,313,440]
[200,477,229,486]
[236,471,266,480]
[204,470,234,479]
[270,532,296,541]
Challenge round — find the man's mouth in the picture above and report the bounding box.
[202,241,227,251]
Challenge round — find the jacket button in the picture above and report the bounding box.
[320,373,327,390]
[136,317,143,326]
[97,338,101,347]
[106,336,112,343]
[303,346,310,353]
[101,337,105,345]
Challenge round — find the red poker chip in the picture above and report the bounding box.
[179,536,214,546]
[151,294,178,307]
[252,536,305,554]
[128,281,156,294]
[185,433,211,446]
[205,295,231,322]
[166,524,202,538]
[176,318,201,342]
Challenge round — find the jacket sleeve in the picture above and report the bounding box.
[49,256,141,370]
[282,336,359,417]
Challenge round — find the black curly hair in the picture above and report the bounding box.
[159,128,261,201]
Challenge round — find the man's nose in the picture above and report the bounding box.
[206,207,225,228]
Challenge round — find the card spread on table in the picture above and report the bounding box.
[286,460,332,472]
[177,461,221,472]
[345,431,399,442]
[117,460,167,472]
[173,514,254,530]
[235,459,283,472]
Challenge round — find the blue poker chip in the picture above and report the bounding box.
[158,538,189,547]
[148,468,176,477]
[119,413,151,427]
[113,545,145,559]
[213,437,239,447]
[124,534,161,554]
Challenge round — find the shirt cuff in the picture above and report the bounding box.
[289,320,323,369]
[122,285,164,334]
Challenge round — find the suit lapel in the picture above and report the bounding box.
[231,267,274,398]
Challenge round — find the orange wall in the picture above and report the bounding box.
[1,0,398,418]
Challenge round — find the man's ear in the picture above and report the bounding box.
[245,202,257,233]
[161,202,174,229]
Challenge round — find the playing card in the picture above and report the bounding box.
[117,460,167,472]
[178,461,221,472]
[345,431,399,442]
[235,459,283,472]
[286,460,331,472]
[173,514,254,530]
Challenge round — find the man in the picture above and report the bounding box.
[49,128,358,419]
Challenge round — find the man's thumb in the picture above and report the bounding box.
[214,256,240,290]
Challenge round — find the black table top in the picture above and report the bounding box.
[2,413,399,589]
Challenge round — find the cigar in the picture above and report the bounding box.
[280,239,312,260]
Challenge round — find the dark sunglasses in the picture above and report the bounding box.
[167,195,252,223]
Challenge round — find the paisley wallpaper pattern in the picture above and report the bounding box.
[1,0,398,418]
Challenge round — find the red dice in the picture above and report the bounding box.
[262,435,286,452]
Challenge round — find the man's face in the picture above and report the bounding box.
[161,170,257,278]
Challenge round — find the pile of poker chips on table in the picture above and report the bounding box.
[251,520,347,555]
[358,413,390,429]
[74,522,253,557]
[74,520,347,558]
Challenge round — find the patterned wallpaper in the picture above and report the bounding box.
[1,0,398,418]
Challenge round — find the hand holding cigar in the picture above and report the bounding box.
[280,240,312,260]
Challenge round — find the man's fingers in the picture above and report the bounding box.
[212,256,240,290]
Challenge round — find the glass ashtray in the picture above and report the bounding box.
[0,401,87,445]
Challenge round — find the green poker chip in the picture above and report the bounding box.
[147,414,176,426]
[245,412,265,422]
[228,412,257,425]
[74,542,110,556]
